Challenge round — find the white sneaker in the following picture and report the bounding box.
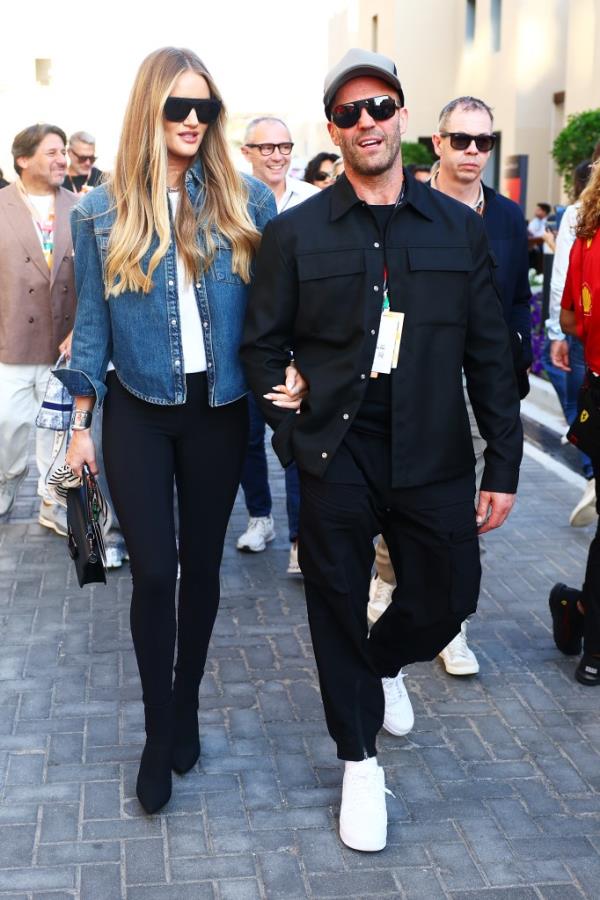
[0,467,28,516]
[287,541,301,574]
[367,575,394,626]
[382,670,414,736]
[569,478,597,527]
[439,620,479,675]
[236,515,275,552]
[339,757,388,852]
[38,500,68,537]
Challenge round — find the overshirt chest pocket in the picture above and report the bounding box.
[297,249,365,282]
[407,246,473,325]
[212,244,243,285]
[296,250,366,337]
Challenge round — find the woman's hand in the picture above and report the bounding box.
[263,364,309,410]
[65,430,98,478]
[58,330,73,361]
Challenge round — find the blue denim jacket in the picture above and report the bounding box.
[56,160,276,407]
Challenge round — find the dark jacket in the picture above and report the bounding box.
[241,173,523,493]
[482,183,532,397]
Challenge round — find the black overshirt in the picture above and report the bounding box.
[241,172,523,493]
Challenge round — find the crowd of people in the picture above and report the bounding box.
[0,44,598,854]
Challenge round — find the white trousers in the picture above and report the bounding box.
[0,362,65,499]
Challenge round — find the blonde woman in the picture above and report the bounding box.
[56,48,287,814]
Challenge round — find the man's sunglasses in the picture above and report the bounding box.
[70,151,96,163]
[164,97,222,124]
[314,171,334,182]
[440,132,496,152]
[244,142,294,157]
[330,95,401,129]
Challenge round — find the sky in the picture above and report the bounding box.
[0,0,351,174]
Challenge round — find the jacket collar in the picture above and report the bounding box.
[330,169,434,222]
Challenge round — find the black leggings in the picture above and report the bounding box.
[103,372,248,708]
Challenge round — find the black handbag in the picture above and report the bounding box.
[567,374,600,459]
[66,465,107,588]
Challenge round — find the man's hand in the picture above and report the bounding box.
[263,364,309,410]
[550,339,571,371]
[476,491,516,534]
[58,330,73,361]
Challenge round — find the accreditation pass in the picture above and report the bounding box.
[371,310,404,376]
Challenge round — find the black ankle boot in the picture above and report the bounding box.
[172,702,200,774]
[136,702,173,814]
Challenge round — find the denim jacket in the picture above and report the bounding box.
[55,160,276,407]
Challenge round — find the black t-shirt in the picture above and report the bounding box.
[63,167,103,193]
[351,204,396,437]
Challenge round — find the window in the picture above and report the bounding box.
[35,59,52,86]
[491,0,502,51]
[465,0,476,43]
[371,15,378,52]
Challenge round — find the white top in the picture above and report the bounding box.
[168,191,207,374]
[546,203,579,341]
[527,216,547,238]
[277,176,319,213]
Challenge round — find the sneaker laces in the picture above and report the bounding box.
[372,576,394,606]
[246,517,269,534]
[449,626,471,660]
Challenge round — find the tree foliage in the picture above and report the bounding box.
[402,142,434,166]
[552,109,600,196]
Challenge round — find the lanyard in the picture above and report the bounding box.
[379,181,406,313]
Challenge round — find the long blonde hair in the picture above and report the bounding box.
[105,47,261,296]
[576,160,600,241]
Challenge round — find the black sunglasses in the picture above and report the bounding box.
[440,132,496,152]
[314,171,334,182]
[164,96,222,124]
[70,151,97,163]
[330,95,401,129]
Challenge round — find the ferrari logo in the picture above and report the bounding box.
[582,283,592,315]
[581,409,590,423]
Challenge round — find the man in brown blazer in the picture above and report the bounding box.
[0,124,78,532]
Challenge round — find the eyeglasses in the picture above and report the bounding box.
[330,95,401,129]
[70,151,96,163]
[314,171,334,182]
[163,96,222,124]
[244,142,294,156]
[439,132,496,152]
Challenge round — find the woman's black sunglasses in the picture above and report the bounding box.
[439,132,496,152]
[330,95,401,129]
[164,97,222,124]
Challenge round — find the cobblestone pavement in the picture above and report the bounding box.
[0,450,599,899]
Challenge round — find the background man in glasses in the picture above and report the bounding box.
[241,49,522,853]
[64,131,103,195]
[0,124,77,532]
[370,96,532,676]
[237,118,318,574]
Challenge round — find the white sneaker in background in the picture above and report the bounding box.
[439,620,480,675]
[339,757,388,852]
[236,515,276,552]
[382,670,414,736]
[0,467,28,517]
[287,541,301,575]
[367,574,394,626]
[38,499,68,537]
[569,478,597,528]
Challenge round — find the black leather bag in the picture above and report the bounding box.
[567,374,600,459]
[66,465,107,588]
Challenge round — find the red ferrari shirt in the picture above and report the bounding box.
[562,231,600,373]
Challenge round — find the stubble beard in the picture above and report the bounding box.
[342,130,402,179]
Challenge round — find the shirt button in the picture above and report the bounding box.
[373,242,380,248]
[360,373,366,380]
[207,362,212,367]
[195,282,201,288]
[25,256,30,262]
[28,288,34,294]
[203,321,208,328]
[168,280,174,287]
[28,316,34,323]
[371,329,376,335]
[373,285,379,292]
[321,451,328,459]
[171,319,177,326]
[342,413,349,420]
[174,359,181,367]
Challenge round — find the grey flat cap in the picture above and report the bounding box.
[323,48,404,118]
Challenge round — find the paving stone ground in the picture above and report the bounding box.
[0,446,599,899]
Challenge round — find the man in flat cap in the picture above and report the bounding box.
[241,48,522,853]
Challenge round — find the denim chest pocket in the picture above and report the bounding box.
[407,246,473,325]
[212,247,243,285]
[96,231,110,265]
